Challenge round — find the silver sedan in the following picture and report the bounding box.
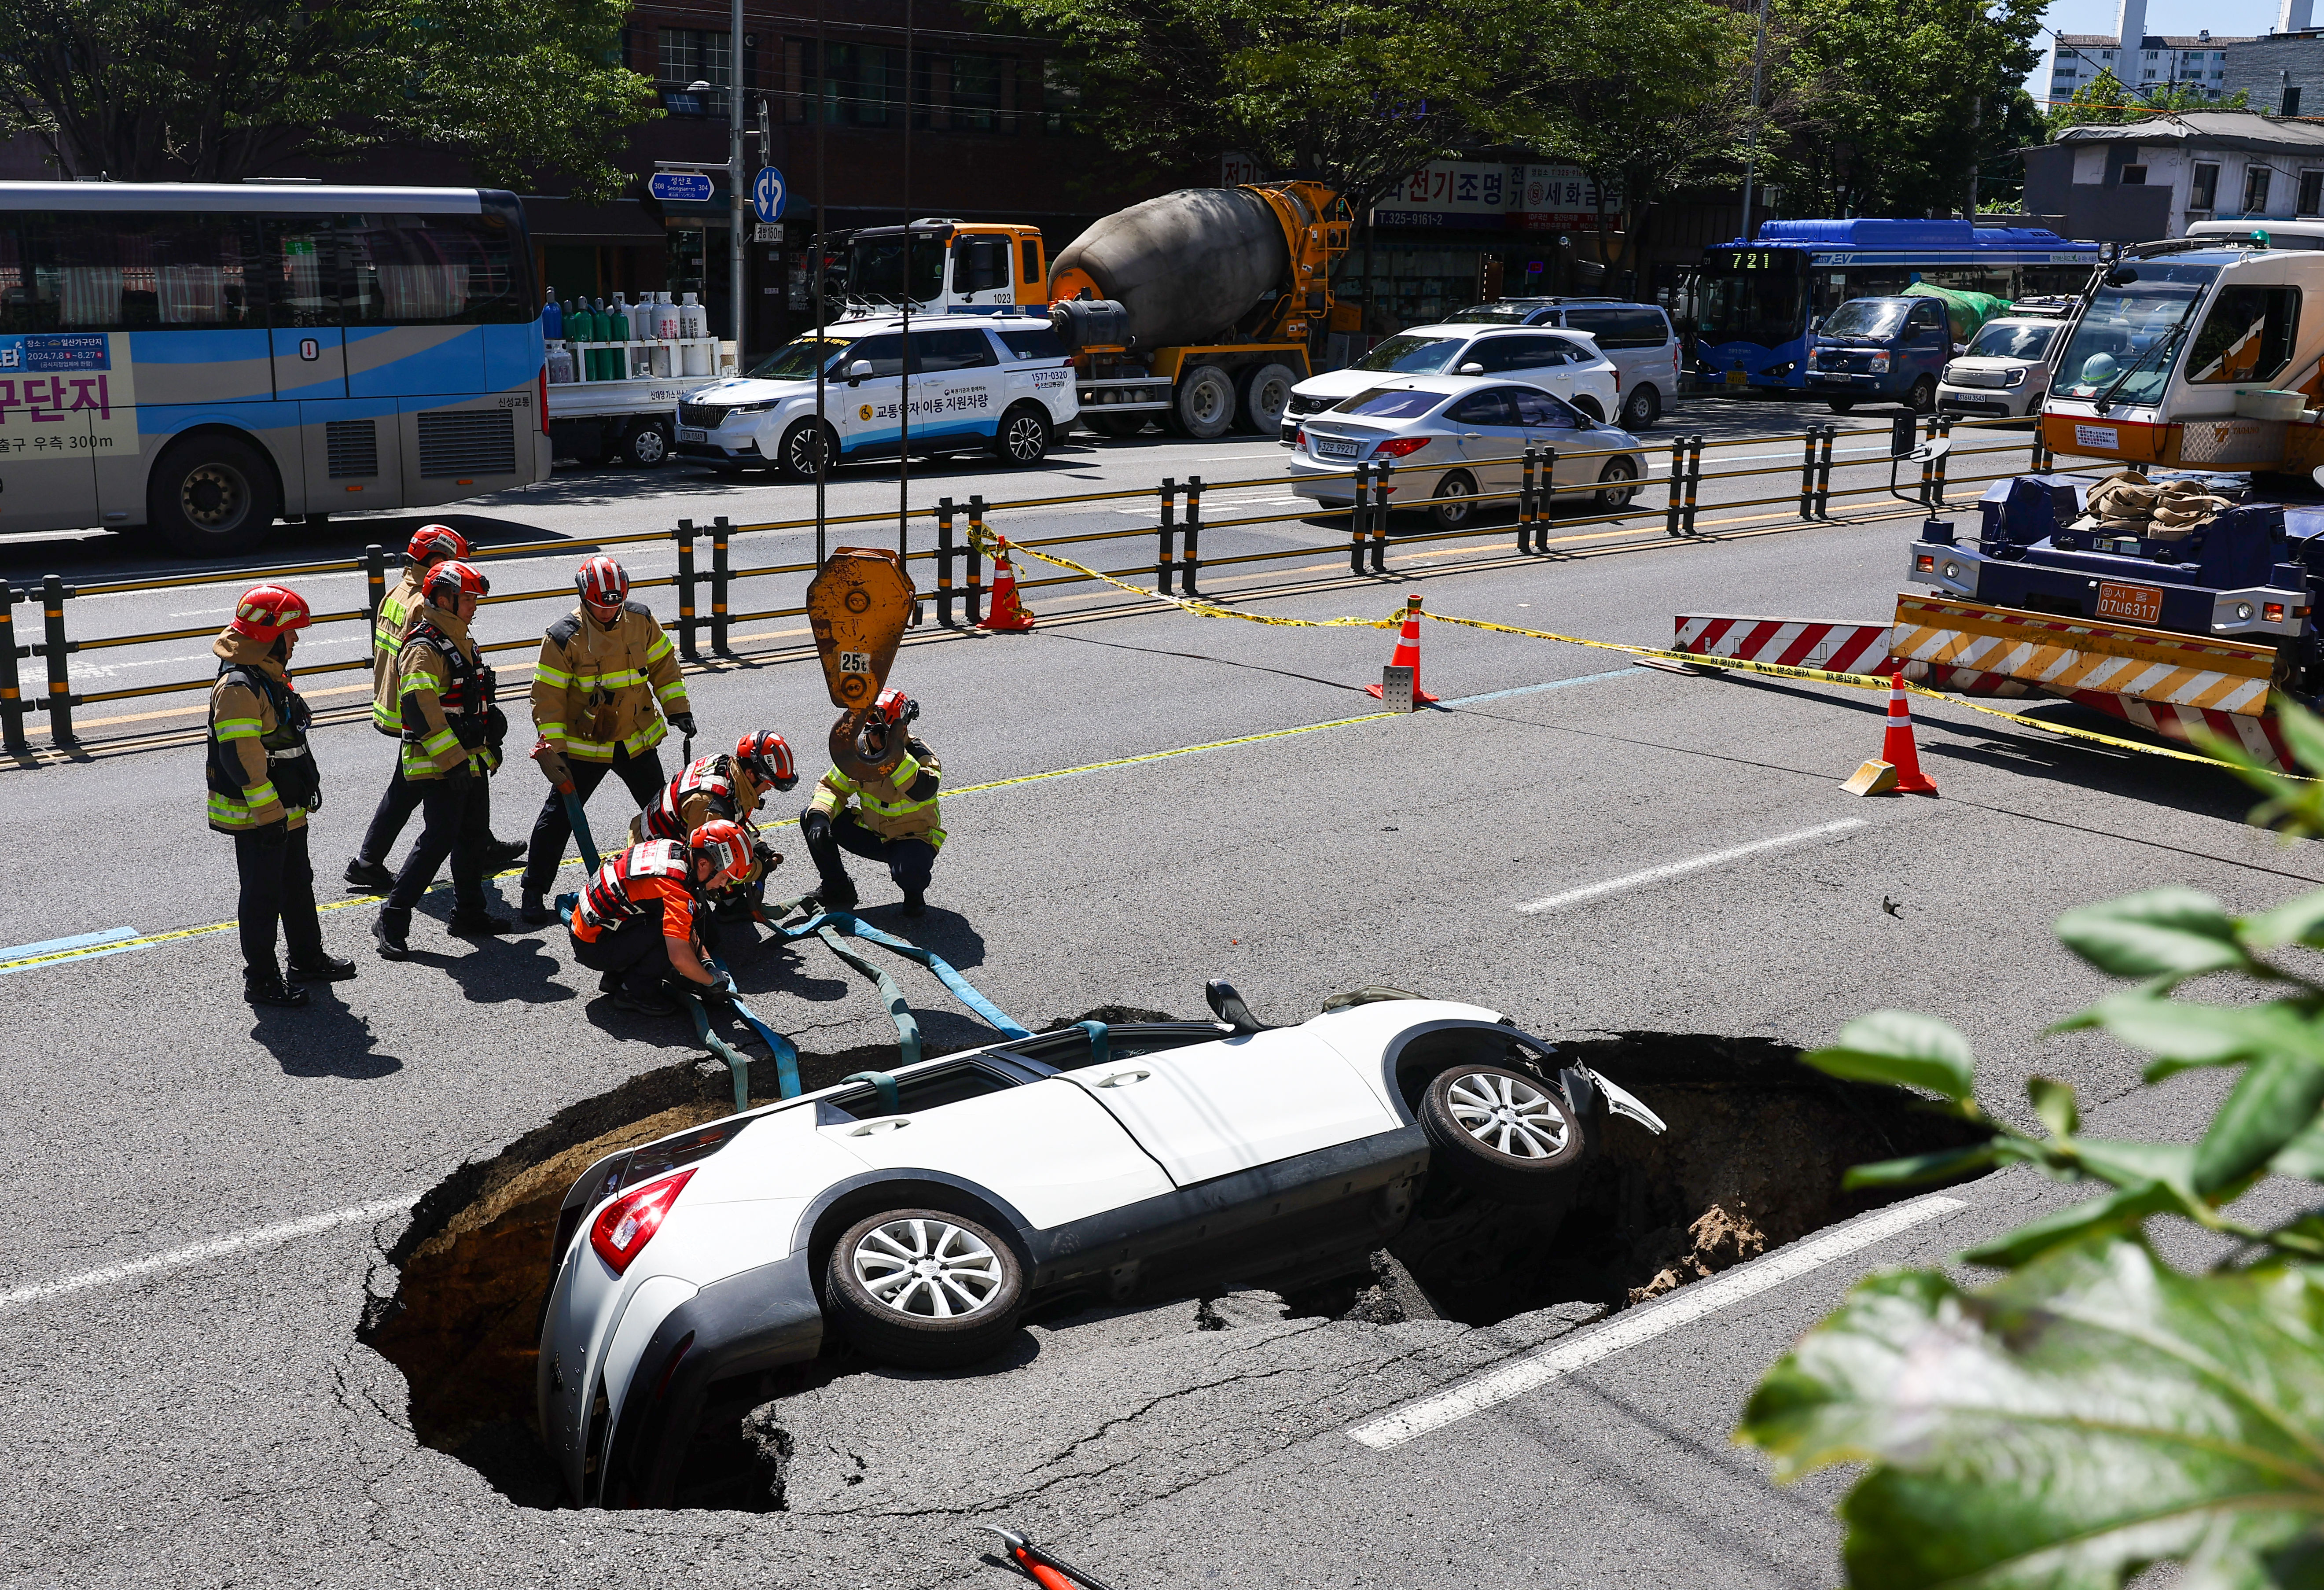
[1286,373,1651,529]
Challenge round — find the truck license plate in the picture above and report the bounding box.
[2095,580,2165,625]
[677,427,706,444]
[1316,438,1359,458]
[1725,370,1748,388]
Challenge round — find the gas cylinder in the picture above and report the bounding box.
[542,290,562,340]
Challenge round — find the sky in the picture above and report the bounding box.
[2027,0,2281,91]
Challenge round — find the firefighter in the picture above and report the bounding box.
[519,556,695,924]
[566,820,753,1016]
[207,584,357,1006]
[802,689,941,918]
[345,525,525,892]
[375,560,511,958]
[634,730,796,918]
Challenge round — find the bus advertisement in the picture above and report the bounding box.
[1694,218,2100,394]
[0,182,548,555]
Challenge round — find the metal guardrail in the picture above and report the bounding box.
[0,413,2051,758]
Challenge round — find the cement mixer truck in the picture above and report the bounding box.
[835,183,1352,440]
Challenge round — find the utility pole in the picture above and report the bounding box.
[899,0,914,574]
[728,0,746,368]
[1738,0,1772,242]
[814,0,827,567]
[1966,95,1982,215]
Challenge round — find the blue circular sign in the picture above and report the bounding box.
[752,166,787,224]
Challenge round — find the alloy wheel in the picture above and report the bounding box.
[851,1217,1007,1318]
[1443,1071,1570,1160]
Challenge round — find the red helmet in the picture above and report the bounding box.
[873,688,919,729]
[425,559,490,607]
[577,556,629,617]
[735,730,797,792]
[229,584,313,642]
[689,818,752,886]
[405,523,470,565]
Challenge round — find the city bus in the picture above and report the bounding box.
[1694,219,2101,393]
[0,182,547,555]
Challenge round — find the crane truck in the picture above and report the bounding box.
[1895,220,2324,771]
[831,182,1353,440]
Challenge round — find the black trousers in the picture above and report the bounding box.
[235,821,324,976]
[523,744,667,896]
[356,754,423,869]
[569,913,673,995]
[386,771,492,912]
[805,811,937,897]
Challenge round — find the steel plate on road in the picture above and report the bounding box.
[2094,580,2165,626]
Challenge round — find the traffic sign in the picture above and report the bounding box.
[649,171,714,204]
[752,166,787,224]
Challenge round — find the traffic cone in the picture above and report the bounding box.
[1843,666,1938,796]
[980,534,1035,633]
[1365,593,1439,704]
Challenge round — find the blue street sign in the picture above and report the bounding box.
[752,167,787,224]
[649,171,715,204]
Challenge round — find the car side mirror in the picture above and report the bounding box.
[1459,362,1484,375]
[848,360,873,386]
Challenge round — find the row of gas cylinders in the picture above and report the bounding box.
[543,290,719,382]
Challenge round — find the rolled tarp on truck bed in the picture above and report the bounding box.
[1903,282,2011,344]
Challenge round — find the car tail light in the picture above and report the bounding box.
[1915,553,1936,572]
[590,1169,695,1274]
[1375,436,1430,458]
[1292,426,1306,449]
[2266,602,2286,622]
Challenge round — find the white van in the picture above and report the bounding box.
[672,311,1078,478]
[1443,299,1683,429]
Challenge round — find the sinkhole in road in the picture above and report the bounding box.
[360,1023,1983,1513]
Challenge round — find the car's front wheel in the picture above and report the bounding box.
[1907,375,1937,414]
[1595,456,1640,512]
[824,1208,1025,1367]
[1826,398,1855,414]
[1420,1064,1585,1205]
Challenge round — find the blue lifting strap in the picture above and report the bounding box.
[1076,1020,1110,1068]
[841,1070,902,1114]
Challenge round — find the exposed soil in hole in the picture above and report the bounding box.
[361,1025,1982,1510]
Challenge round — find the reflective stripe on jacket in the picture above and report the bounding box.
[396,606,493,782]
[570,839,701,943]
[810,736,943,847]
[369,568,423,736]
[529,602,689,764]
[206,630,303,834]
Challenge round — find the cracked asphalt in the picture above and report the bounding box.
[3,409,2312,1587]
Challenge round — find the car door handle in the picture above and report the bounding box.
[847,1117,911,1135]
[1095,1068,1152,1088]
[1459,433,1484,440]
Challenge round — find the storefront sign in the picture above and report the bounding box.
[1373,162,1511,229]
[1512,165,1622,232]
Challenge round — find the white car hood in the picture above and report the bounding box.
[688,376,803,405]
[1291,367,1411,403]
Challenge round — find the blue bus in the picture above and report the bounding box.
[1694,219,2100,393]
[0,183,547,554]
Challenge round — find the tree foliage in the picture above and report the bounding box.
[0,0,659,198]
[1735,706,2324,1587]
[2046,67,2251,135]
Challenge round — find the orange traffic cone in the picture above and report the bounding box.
[1365,594,1440,704]
[981,534,1034,632]
[1843,667,1938,796]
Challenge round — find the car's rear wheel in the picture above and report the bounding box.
[1621,384,1661,430]
[1169,366,1236,439]
[1572,394,1606,423]
[1595,456,1640,512]
[1237,362,1299,435]
[146,434,280,556]
[824,1208,1025,1367]
[994,401,1052,465]
[622,420,671,468]
[1429,470,1478,530]
[1420,1064,1585,1205]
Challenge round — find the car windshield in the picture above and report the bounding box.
[747,336,851,380]
[1443,304,1533,323]
[2052,262,2220,405]
[1335,387,1447,420]
[1353,334,1465,374]
[1820,299,1911,340]
[1965,321,2058,361]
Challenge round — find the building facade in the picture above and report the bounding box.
[2024,110,2324,241]
[2045,0,2260,108]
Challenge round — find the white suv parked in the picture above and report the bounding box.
[1445,299,1684,430]
[1280,323,1618,444]
[673,311,1078,478]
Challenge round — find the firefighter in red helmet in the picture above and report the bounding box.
[520,555,694,924]
[634,729,796,919]
[206,584,355,1006]
[566,820,751,1016]
[802,688,942,918]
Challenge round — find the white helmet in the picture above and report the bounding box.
[2077,351,2120,389]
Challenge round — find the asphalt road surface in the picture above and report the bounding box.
[5,392,2289,1589]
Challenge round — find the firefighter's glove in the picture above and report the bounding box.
[801,809,833,846]
[669,712,698,738]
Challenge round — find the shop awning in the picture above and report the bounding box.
[518,196,669,244]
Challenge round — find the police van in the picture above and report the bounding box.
[672,311,1078,479]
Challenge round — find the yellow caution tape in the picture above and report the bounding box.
[967,524,1399,632]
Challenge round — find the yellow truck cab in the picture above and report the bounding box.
[839,220,1048,313]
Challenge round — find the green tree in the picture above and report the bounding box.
[1761,0,2047,217]
[1734,703,2324,1587]
[0,0,659,199]
[2045,66,2250,135]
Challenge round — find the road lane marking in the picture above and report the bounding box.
[1514,817,1866,913]
[1440,667,1644,707]
[0,926,147,976]
[0,1196,418,1313]
[1345,1194,1967,1450]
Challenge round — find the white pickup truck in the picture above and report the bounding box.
[546,334,734,468]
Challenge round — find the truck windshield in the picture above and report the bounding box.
[1965,321,2057,360]
[1353,334,1464,373]
[847,236,946,305]
[747,336,850,380]
[2052,262,2220,405]
[1819,299,1911,340]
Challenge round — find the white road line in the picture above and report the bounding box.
[1515,817,1866,914]
[1346,1194,1967,1450]
[0,1196,418,1313]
